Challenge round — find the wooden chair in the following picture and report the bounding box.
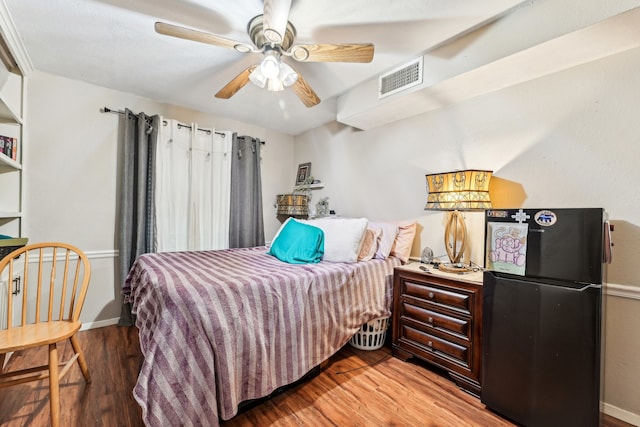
[0,242,92,427]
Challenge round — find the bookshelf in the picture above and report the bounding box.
[0,58,23,239]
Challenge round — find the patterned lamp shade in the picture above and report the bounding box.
[425,170,493,211]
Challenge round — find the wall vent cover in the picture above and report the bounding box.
[379,57,423,98]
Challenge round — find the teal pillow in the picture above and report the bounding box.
[268,219,324,264]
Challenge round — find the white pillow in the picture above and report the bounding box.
[301,217,368,263]
[369,221,399,260]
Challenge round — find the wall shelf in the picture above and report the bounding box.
[0,211,22,218]
[293,183,324,191]
[0,152,20,171]
[0,94,21,124]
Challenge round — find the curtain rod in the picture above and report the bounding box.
[101,107,226,137]
[238,135,266,145]
[171,122,217,136]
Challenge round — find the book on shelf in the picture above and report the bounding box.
[1,135,18,161]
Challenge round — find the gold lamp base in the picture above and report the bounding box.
[437,263,474,274]
[444,210,467,263]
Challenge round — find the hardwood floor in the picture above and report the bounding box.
[0,325,633,427]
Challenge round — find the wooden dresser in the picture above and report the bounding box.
[392,263,483,396]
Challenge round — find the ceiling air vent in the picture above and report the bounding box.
[379,57,423,99]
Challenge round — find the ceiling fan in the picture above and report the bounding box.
[154,0,374,108]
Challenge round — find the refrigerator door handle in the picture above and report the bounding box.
[569,284,601,292]
[604,220,613,264]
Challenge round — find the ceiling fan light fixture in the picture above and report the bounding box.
[267,77,285,92]
[279,62,298,87]
[249,67,268,88]
[260,51,281,79]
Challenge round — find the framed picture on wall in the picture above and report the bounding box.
[295,162,311,185]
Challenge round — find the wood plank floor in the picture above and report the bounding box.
[0,325,633,427]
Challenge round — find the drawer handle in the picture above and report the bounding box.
[428,316,433,324]
[427,341,433,348]
[428,292,435,299]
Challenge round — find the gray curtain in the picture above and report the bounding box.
[229,134,265,248]
[117,109,160,326]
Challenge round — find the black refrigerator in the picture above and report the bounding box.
[481,208,612,427]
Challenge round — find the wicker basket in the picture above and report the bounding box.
[349,316,390,351]
[0,237,28,261]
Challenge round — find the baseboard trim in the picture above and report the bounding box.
[80,317,120,331]
[604,402,640,426]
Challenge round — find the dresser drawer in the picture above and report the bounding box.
[400,324,470,367]
[401,302,470,340]
[403,280,472,314]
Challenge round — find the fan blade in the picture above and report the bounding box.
[263,0,292,44]
[155,22,254,52]
[215,66,257,99]
[290,43,375,63]
[291,73,321,108]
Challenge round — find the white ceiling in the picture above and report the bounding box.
[3,0,525,135]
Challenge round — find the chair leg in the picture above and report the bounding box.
[69,334,91,383]
[0,352,5,374]
[49,343,60,427]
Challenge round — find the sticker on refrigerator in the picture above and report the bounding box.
[534,210,557,226]
[486,222,528,276]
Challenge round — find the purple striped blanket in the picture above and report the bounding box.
[124,246,400,426]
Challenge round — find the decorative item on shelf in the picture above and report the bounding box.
[315,197,330,217]
[276,193,309,218]
[424,169,492,273]
[293,174,314,206]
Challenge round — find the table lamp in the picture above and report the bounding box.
[425,169,492,272]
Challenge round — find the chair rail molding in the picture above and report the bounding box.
[605,282,640,301]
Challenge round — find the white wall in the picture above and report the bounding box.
[293,43,640,423]
[23,71,295,327]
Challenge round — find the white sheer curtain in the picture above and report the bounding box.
[156,119,231,252]
[210,130,232,249]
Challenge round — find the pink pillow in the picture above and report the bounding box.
[390,221,417,264]
[358,227,381,262]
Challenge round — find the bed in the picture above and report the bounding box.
[124,244,402,427]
